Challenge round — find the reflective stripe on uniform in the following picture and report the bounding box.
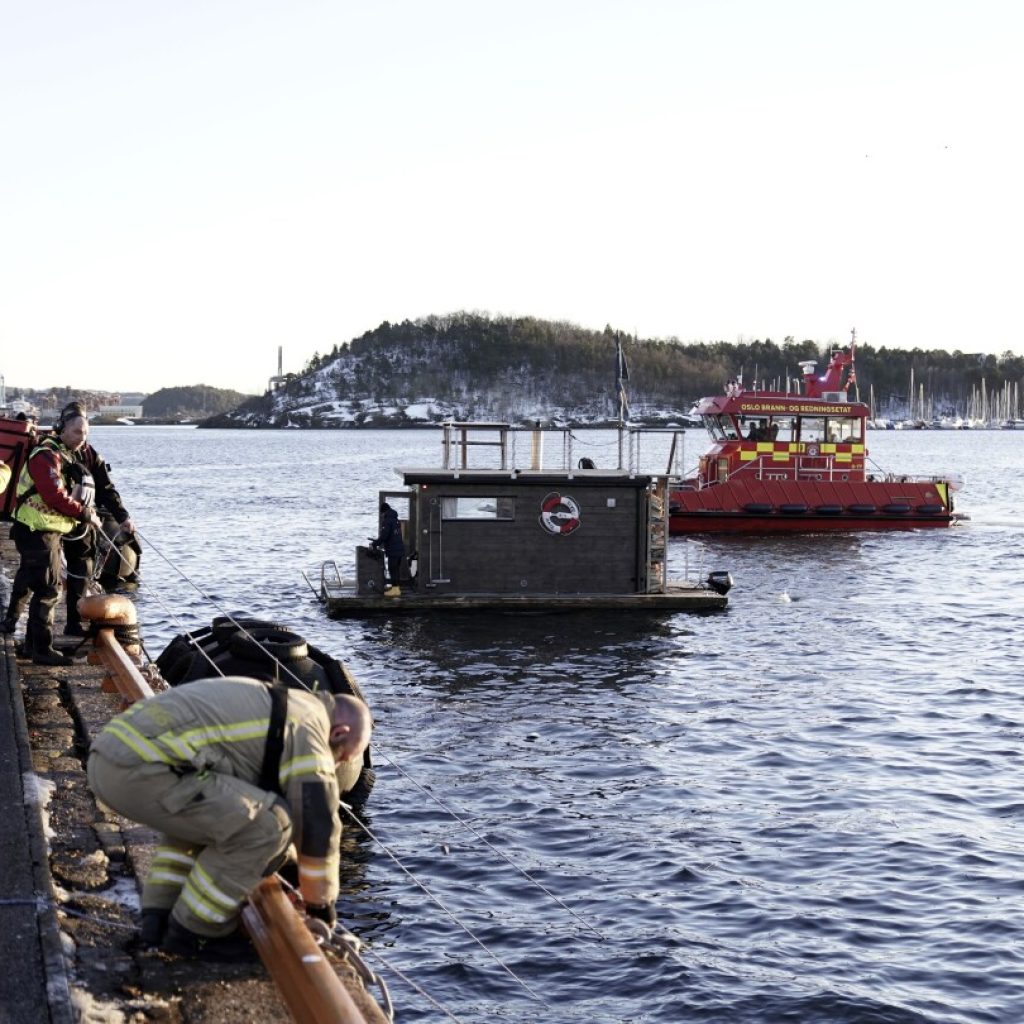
[155,718,273,764]
[148,846,196,888]
[154,848,196,867]
[280,753,330,784]
[181,864,240,924]
[104,719,174,764]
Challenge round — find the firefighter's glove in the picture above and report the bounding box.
[305,902,337,928]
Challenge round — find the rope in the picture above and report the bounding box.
[339,803,550,1006]
[568,431,619,450]
[359,947,467,1024]
[370,747,605,941]
[0,897,135,932]
[327,925,395,1024]
[131,527,318,695]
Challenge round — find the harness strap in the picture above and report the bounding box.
[259,684,289,796]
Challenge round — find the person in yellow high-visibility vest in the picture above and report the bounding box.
[87,677,372,960]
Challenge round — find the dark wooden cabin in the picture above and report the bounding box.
[318,423,730,615]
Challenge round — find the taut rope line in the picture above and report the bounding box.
[339,803,550,1006]
[369,747,606,941]
[100,527,550,1010]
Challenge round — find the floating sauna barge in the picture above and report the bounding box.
[317,422,731,616]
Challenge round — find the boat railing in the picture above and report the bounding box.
[319,560,346,600]
[677,449,960,490]
[438,421,687,479]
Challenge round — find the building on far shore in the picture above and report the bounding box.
[97,405,145,420]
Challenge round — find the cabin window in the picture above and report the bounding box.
[441,496,515,520]
[797,417,826,442]
[705,415,739,441]
[798,416,862,443]
[739,418,778,441]
[824,417,863,443]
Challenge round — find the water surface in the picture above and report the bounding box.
[90,425,1024,1022]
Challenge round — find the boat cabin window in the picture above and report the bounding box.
[826,417,863,443]
[739,418,780,442]
[705,415,740,441]
[442,496,515,520]
[797,417,826,442]
[796,416,863,443]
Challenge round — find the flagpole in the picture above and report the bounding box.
[850,327,860,403]
[615,333,631,469]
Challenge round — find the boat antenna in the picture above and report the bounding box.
[848,327,861,403]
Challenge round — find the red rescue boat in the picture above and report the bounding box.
[668,345,965,534]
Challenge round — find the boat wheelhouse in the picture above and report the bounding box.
[315,422,731,615]
[669,347,964,534]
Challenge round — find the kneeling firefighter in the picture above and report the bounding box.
[87,677,373,959]
[1,410,101,664]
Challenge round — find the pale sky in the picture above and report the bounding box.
[3,0,1022,395]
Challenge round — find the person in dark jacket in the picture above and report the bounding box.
[372,501,405,588]
[56,403,137,637]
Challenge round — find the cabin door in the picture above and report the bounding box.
[422,494,447,585]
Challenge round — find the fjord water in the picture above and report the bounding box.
[94,426,1022,1023]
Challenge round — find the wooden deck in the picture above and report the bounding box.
[322,582,728,616]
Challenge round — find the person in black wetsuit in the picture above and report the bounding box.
[372,501,405,589]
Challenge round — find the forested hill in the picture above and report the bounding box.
[143,384,250,420]
[202,312,1024,428]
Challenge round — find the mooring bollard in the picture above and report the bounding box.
[77,594,154,705]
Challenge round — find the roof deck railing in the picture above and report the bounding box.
[439,421,687,480]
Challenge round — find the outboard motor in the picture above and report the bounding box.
[706,571,734,596]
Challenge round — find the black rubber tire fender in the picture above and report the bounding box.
[228,628,309,664]
[212,616,290,645]
[155,626,214,677]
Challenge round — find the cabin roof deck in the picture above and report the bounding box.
[398,468,655,486]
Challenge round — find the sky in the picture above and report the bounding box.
[2,0,1023,395]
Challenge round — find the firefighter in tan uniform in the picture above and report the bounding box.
[87,677,372,959]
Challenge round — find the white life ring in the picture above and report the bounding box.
[539,492,581,535]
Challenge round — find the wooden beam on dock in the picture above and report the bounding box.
[90,628,155,704]
[242,878,388,1024]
